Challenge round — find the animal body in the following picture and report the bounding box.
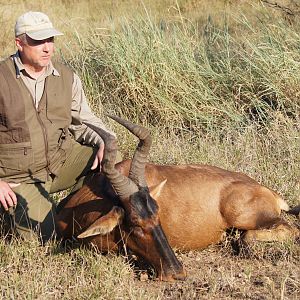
[57,116,299,281]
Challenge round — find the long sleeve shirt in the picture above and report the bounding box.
[12,52,114,148]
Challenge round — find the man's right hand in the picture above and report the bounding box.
[0,181,20,211]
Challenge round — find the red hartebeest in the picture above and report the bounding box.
[56,116,299,281]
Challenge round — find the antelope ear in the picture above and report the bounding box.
[149,179,167,199]
[77,206,125,239]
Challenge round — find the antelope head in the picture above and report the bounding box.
[80,116,186,281]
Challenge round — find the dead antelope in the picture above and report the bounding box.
[56,116,299,281]
[57,116,186,282]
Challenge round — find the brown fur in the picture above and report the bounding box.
[142,162,298,249]
[57,114,300,281]
[57,160,299,252]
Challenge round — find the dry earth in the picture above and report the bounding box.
[133,225,300,299]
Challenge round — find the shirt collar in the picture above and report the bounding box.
[12,51,60,79]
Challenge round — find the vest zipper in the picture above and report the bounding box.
[36,111,51,180]
[35,78,51,181]
[13,69,51,181]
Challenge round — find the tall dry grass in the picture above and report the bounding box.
[61,1,300,202]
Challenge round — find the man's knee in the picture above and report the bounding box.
[4,183,58,244]
[13,203,58,244]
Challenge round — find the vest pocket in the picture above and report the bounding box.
[48,132,73,176]
[0,142,34,177]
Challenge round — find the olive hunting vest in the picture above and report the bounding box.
[0,58,74,183]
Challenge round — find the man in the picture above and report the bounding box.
[0,11,114,244]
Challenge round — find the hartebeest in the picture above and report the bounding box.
[56,116,299,281]
[57,116,186,282]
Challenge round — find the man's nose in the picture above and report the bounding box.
[43,42,50,51]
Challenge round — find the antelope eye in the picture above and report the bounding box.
[133,226,144,238]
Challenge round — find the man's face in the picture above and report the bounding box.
[15,35,54,71]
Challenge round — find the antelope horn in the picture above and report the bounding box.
[83,121,138,200]
[107,115,151,188]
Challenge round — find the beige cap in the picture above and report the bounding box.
[15,11,63,40]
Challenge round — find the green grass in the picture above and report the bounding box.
[61,2,300,203]
[62,3,300,134]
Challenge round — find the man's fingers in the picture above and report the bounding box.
[7,183,18,206]
[98,144,104,162]
[0,182,18,210]
[91,145,105,171]
[0,197,8,211]
[91,156,99,170]
[4,194,14,209]
[8,190,17,206]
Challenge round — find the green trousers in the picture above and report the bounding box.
[2,142,97,244]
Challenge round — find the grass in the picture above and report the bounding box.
[0,238,156,299]
[0,235,299,299]
[0,0,300,299]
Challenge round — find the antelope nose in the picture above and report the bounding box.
[157,268,187,282]
[173,269,187,281]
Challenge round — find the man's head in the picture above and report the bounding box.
[15,11,63,41]
[15,12,63,72]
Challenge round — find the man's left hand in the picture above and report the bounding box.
[91,143,104,171]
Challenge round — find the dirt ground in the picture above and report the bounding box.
[134,229,300,300]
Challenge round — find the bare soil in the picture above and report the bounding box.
[134,230,300,300]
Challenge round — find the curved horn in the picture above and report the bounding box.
[83,121,138,200]
[107,115,151,188]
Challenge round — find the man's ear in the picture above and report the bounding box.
[77,206,124,239]
[15,38,23,51]
[149,179,167,199]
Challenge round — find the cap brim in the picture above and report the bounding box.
[26,28,63,40]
